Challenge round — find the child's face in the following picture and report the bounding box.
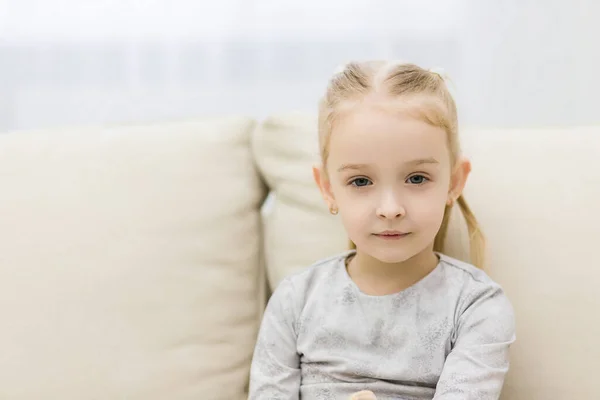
[316,103,466,264]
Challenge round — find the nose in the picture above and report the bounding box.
[376,190,405,220]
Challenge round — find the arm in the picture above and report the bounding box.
[433,284,516,400]
[249,278,301,400]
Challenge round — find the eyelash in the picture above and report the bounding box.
[347,174,430,187]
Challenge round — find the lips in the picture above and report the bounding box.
[374,231,410,239]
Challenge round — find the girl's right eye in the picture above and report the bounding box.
[349,177,372,187]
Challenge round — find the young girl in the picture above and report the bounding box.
[249,61,515,400]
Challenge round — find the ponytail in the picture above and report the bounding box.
[434,195,486,269]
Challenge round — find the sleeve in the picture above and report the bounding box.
[433,283,516,400]
[248,277,301,400]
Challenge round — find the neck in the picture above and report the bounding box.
[347,246,439,296]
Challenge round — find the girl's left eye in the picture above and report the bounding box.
[407,175,429,185]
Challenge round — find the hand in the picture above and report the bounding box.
[349,390,377,400]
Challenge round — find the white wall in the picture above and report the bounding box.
[0,0,597,132]
[458,0,600,128]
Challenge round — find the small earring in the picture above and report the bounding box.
[329,205,338,215]
[446,197,454,206]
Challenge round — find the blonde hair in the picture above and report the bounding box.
[317,61,485,268]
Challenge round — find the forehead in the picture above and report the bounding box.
[328,105,449,169]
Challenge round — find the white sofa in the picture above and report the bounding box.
[0,114,598,399]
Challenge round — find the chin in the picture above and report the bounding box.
[356,234,436,264]
[363,246,418,264]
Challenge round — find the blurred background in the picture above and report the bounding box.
[0,0,598,132]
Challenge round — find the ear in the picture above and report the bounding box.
[312,164,336,208]
[447,156,471,205]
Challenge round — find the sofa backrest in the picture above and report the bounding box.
[0,118,267,400]
[1,114,598,399]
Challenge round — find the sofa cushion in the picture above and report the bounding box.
[0,117,266,399]
[253,113,600,400]
[460,126,600,400]
[251,113,348,289]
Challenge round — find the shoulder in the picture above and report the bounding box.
[269,251,352,308]
[437,253,496,286]
[278,250,352,290]
[276,251,352,303]
[438,253,508,303]
[437,253,516,340]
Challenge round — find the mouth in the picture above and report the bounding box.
[373,231,411,240]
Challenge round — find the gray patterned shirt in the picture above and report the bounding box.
[249,251,515,400]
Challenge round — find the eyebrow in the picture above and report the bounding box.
[337,163,370,172]
[408,157,439,166]
[337,158,439,172]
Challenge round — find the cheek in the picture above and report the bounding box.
[334,190,371,228]
[328,179,345,199]
[407,188,448,222]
